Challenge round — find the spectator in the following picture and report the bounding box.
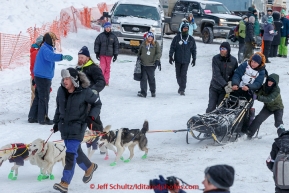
[270,11,283,57]
[30,35,43,106]
[278,9,289,58]
[136,32,161,98]
[263,16,277,63]
[262,8,273,25]
[178,13,198,36]
[244,16,256,60]
[246,73,284,139]
[206,42,238,113]
[169,23,197,96]
[253,9,260,37]
[94,22,119,86]
[52,68,101,193]
[28,32,73,125]
[238,15,248,63]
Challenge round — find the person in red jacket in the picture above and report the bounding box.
[30,35,44,106]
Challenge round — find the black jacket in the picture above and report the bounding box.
[94,31,119,57]
[76,60,105,93]
[210,54,238,91]
[245,22,255,43]
[267,132,289,171]
[53,72,102,141]
[271,21,283,45]
[169,33,196,64]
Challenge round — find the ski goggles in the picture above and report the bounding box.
[220,47,227,51]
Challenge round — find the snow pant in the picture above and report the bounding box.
[238,39,245,63]
[244,42,254,60]
[28,77,51,123]
[275,187,289,193]
[175,63,189,92]
[206,86,226,113]
[278,37,288,56]
[140,65,156,96]
[269,45,279,57]
[99,55,112,85]
[247,107,283,137]
[30,77,35,107]
[62,139,92,184]
[263,40,272,62]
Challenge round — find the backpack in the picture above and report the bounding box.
[234,24,239,37]
[273,151,289,189]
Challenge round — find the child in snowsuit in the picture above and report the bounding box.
[246,73,284,139]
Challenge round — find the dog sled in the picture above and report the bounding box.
[186,94,253,145]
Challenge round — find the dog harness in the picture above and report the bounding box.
[8,143,29,166]
[41,144,65,160]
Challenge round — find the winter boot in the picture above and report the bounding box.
[179,91,185,96]
[53,181,68,193]
[137,92,146,98]
[151,92,156,97]
[83,163,98,183]
[277,124,286,137]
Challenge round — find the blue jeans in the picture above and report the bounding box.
[61,139,92,184]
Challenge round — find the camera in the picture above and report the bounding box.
[149,176,178,188]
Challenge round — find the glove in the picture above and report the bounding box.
[155,60,161,71]
[62,55,73,61]
[169,56,174,65]
[224,81,233,94]
[253,93,258,100]
[151,175,167,193]
[32,79,35,86]
[95,53,100,61]
[53,124,58,133]
[86,116,103,131]
[113,54,117,62]
[191,58,196,67]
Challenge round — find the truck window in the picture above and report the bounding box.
[188,2,200,13]
[114,4,160,20]
[200,3,230,14]
[173,1,189,13]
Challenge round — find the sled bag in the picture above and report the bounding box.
[273,152,289,189]
[134,59,142,81]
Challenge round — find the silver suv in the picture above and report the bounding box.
[104,0,163,53]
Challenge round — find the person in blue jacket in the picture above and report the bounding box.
[178,13,197,36]
[28,32,73,125]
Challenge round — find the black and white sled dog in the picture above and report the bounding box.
[0,143,33,180]
[99,120,149,166]
[29,138,66,181]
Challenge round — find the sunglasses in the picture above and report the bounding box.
[220,47,227,51]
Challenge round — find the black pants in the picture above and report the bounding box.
[206,86,226,113]
[28,77,51,123]
[248,107,283,136]
[238,38,245,63]
[140,66,156,96]
[275,187,289,193]
[263,40,272,62]
[175,63,189,92]
[269,45,278,57]
[244,42,254,60]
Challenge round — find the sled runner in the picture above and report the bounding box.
[186,95,253,145]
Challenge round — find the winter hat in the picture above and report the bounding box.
[147,31,154,39]
[281,9,286,15]
[267,16,273,23]
[253,9,257,14]
[43,32,58,47]
[242,15,248,20]
[188,13,193,17]
[249,16,255,23]
[181,23,189,31]
[35,35,44,46]
[103,22,111,28]
[267,8,273,12]
[61,68,80,88]
[205,164,235,190]
[272,11,281,21]
[251,54,262,65]
[78,46,90,58]
[220,42,231,56]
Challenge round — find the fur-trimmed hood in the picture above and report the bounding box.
[61,70,90,89]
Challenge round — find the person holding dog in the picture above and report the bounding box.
[52,67,101,193]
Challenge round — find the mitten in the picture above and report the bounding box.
[53,124,58,133]
[169,56,174,65]
[95,53,100,60]
[191,58,196,67]
[62,55,73,61]
[113,54,117,62]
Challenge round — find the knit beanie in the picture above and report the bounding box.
[281,9,286,15]
[78,46,90,58]
[205,165,235,190]
[220,42,231,56]
[103,22,111,28]
[249,16,255,23]
[251,54,262,65]
[147,31,154,39]
[242,15,248,20]
[35,35,44,46]
[61,68,79,88]
[181,23,189,31]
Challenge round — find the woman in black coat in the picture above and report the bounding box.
[270,11,283,57]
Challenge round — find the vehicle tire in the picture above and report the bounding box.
[202,27,214,44]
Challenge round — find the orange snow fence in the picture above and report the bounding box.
[0,3,112,70]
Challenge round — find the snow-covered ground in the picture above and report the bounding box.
[1,0,289,193]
